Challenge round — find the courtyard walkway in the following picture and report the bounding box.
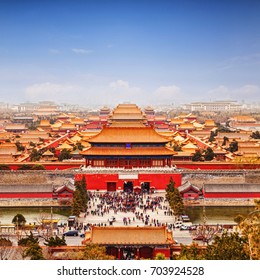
[82,191,179,229]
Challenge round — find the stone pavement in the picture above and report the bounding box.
[79,191,193,245]
[82,191,180,228]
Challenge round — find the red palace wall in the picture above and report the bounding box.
[0,193,53,198]
[75,173,182,191]
[4,162,260,171]
[8,163,82,171]
[175,162,260,170]
[204,193,260,198]
[153,248,171,259]
[183,193,199,199]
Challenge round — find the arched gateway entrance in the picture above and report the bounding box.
[106,246,154,260]
[124,181,133,192]
[141,182,150,193]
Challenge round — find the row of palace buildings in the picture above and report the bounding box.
[0,103,260,198]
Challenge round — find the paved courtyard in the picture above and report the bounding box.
[82,191,177,227]
[78,191,193,245]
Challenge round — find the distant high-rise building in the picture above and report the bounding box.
[183,100,242,112]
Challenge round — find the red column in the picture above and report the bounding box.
[136,248,140,260]
[117,248,121,260]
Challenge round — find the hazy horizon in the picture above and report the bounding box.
[1,0,260,106]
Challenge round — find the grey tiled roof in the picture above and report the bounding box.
[204,184,260,193]
[178,181,201,193]
[0,184,53,193]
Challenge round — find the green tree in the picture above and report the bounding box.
[61,244,114,260]
[217,124,231,133]
[77,244,114,260]
[155,253,166,260]
[165,178,184,217]
[165,177,175,201]
[192,150,203,161]
[12,213,26,227]
[228,139,238,153]
[17,164,32,170]
[18,233,45,260]
[71,176,88,216]
[222,136,229,146]
[204,147,215,161]
[32,164,46,170]
[30,149,42,161]
[71,189,84,216]
[173,143,182,152]
[0,164,11,170]
[75,142,84,151]
[23,243,45,260]
[15,141,25,151]
[173,243,205,260]
[58,149,72,161]
[236,199,260,260]
[205,232,249,260]
[234,214,245,225]
[76,176,88,208]
[29,141,36,147]
[251,131,260,139]
[170,188,185,216]
[44,235,67,247]
[208,131,215,142]
[18,233,39,247]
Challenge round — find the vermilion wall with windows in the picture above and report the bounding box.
[75,173,182,191]
[204,192,260,198]
[4,162,260,170]
[175,162,260,170]
[0,193,53,198]
[7,163,82,170]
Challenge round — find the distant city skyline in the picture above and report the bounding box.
[1,0,260,106]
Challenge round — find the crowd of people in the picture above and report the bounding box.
[85,191,176,228]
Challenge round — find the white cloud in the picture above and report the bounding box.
[234,85,259,95]
[208,84,260,101]
[208,85,229,96]
[71,48,93,54]
[106,79,144,104]
[25,82,80,101]
[218,53,260,70]
[144,85,182,105]
[155,85,181,96]
[109,79,130,89]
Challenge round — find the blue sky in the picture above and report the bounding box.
[0,0,260,106]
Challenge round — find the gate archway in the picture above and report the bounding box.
[124,181,133,192]
[141,182,150,193]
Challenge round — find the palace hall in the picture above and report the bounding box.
[77,104,181,192]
